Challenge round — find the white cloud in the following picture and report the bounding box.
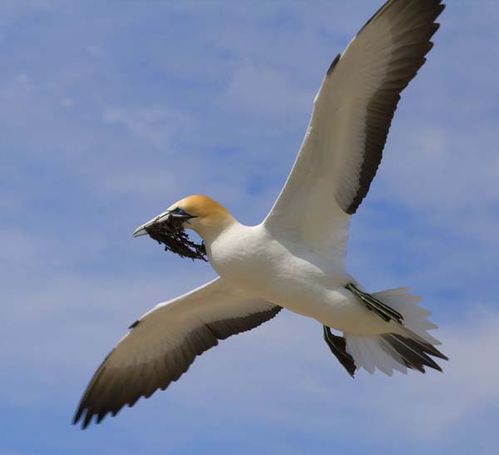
[103,106,190,151]
[95,165,180,199]
[0,72,34,99]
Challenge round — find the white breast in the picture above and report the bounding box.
[207,223,351,317]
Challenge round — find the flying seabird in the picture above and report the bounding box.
[74,0,447,429]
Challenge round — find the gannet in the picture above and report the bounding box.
[74,0,447,429]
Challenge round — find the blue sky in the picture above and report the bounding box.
[2,1,499,454]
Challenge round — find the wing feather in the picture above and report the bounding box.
[264,0,444,256]
[73,278,280,428]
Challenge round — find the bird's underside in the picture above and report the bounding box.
[74,0,446,429]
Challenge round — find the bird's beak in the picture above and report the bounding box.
[132,210,172,238]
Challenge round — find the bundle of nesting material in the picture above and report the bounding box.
[145,216,207,261]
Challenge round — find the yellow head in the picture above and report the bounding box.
[167,195,233,237]
[170,195,229,222]
[133,194,234,244]
[133,195,235,257]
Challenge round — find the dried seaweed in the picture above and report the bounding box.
[145,217,207,261]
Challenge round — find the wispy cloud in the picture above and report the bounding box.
[102,106,190,151]
[1,1,498,454]
[226,63,312,115]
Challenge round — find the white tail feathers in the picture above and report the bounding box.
[345,287,447,376]
[373,287,441,345]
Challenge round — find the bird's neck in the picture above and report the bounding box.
[190,215,239,245]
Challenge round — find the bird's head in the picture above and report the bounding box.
[132,195,234,261]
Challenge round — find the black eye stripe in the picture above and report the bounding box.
[170,207,194,219]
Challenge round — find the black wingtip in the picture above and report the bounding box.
[82,410,94,429]
[72,410,90,430]
[72,406,84,427]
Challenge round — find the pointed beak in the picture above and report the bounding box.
[132,210,172,238]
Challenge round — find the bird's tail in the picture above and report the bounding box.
[345,287,448,376]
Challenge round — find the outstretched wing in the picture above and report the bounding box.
[264,0,444,257]
[73,278,281,428]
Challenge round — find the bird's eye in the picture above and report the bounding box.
[172,207,187,216]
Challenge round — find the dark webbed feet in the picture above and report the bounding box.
[323,326,356,377]
[345,282,404,324]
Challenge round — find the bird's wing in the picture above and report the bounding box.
[73,277,281,428]
[264,0,444,257]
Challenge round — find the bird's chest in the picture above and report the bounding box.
[206,225,339,305]
[207,225,277,284]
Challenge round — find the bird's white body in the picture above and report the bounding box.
[206,220,385,334]
[75,0,447,429]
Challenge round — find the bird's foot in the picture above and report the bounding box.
[345,282,404,324]
[323,326,356,377]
